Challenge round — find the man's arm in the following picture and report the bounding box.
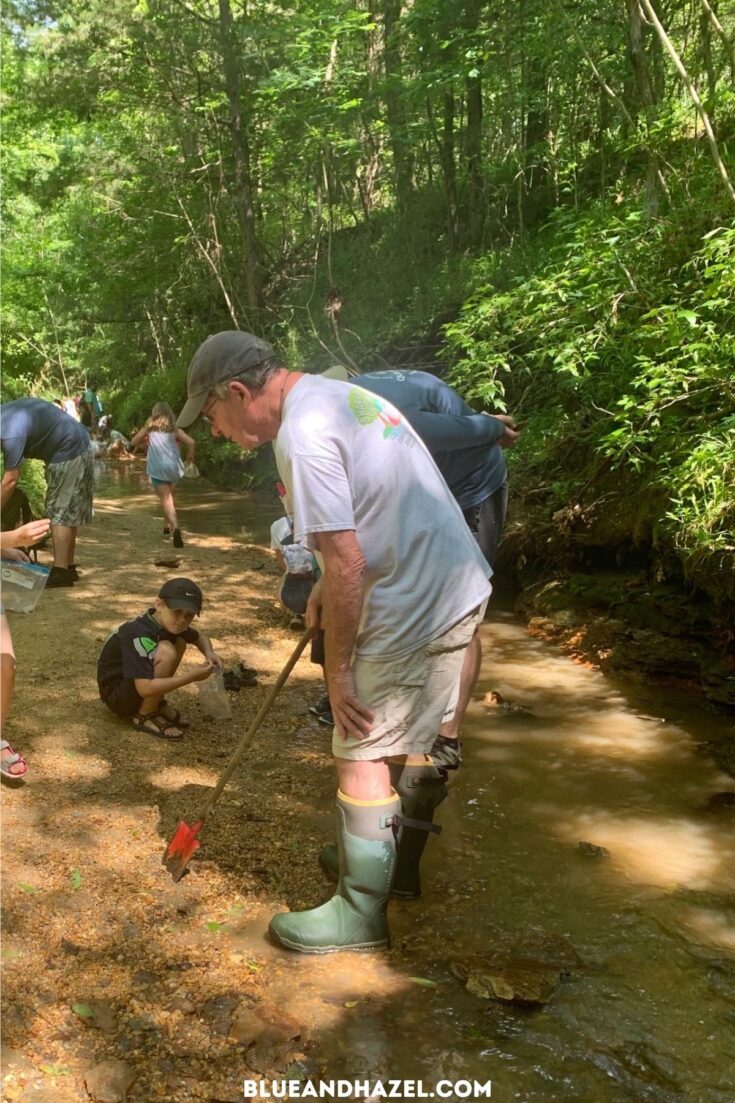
[309,529,374,739]
[406,409,507,452]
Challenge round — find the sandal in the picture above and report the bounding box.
[132,712,184,741]
[1,739,29,779]
[158,700,191,729]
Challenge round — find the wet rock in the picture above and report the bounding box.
[451,932,583,1006]
[462,963,560,1005]
[578,841,610,860]
[60,939,82,956]
[84,1059,136,1102]
[201,994,240,1036]
[169,995,196,1014]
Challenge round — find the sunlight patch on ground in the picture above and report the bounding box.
[151,764,223,790]
[680,907,735,953]
[553,813,733,891]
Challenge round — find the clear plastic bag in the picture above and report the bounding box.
[198,670,232,719]
[183,461,201,479]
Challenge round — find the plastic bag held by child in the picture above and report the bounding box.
[183,462,200,479]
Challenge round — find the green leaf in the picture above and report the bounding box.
[18,882,39,894]
[206,920,224,932]
[70,868,83,890]
[72,1002,95,1019]
[409,976,438,988]
[39,1064,70,1077]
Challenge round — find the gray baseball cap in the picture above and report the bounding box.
[177,331,275,427]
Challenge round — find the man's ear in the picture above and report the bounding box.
[229,380,252,404]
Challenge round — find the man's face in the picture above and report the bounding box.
[203,383,263,450]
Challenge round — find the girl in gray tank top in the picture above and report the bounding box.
[130,402,196,548]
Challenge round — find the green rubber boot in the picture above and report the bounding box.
[269,791,399,954]
[319,760,447,900]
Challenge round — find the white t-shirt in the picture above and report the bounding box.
[269,515,315,575]
[274,376,491,661]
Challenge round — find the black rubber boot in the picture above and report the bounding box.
[320,759,447,900]
[270,791,399,953]
[389,759,447,899]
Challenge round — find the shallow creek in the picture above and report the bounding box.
[97,462,735,1101]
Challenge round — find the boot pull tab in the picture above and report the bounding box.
[384,813,442,836]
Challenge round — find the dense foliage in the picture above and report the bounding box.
[2,0,734,598]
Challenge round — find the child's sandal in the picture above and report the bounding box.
[157,700,190,729]
[0,739,29,779]
[132,712,184,741]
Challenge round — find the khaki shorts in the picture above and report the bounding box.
[333,603,485,762]
[45,448,94,527]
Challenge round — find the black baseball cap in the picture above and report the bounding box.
[158,577,203,614]
[177,331,275,427]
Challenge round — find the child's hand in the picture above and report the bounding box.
[15,518,52,546]
[191,661,215,683]
[208,651,224,671]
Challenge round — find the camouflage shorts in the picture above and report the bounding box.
[45,448,94,527]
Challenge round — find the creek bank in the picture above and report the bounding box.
[513,571,735,715]
[497,490,735,718]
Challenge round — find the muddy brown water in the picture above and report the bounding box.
[92,464,735,1098]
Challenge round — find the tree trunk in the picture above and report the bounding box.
[639,0,735,205]
[382,0,413,210]
[218,0,261,322]
[463,0,484,246]
[625,0,663,215]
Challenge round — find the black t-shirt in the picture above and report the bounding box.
[97,609,199,695]
[0,398,91,469]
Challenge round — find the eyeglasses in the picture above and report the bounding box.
[200,392,218,425]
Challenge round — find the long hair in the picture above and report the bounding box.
[147,401,176,433]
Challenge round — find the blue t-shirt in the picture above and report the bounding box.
[0,398,91,470]
[354,370,507,510]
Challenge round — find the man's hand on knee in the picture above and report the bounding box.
[329,669,374,739]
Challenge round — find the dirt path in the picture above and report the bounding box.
[1,486,349,1101]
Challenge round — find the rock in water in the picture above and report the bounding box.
[577,840,611,859]
[452,932,584,1006]
[84,1060,136,1103]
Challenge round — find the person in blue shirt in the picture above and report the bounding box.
[0,398,94,588]
[353,369,520,773]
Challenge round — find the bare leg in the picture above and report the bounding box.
[138,639,186,718]
[335,757,392,800]
[51,524,76,569]
[0,614,25,776]
[438,629,481,741]
[153,483,178,532]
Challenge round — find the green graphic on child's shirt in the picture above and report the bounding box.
[348,388,405,440]
[133,636,158,659]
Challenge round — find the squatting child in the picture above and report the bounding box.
[96,577,221,740]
